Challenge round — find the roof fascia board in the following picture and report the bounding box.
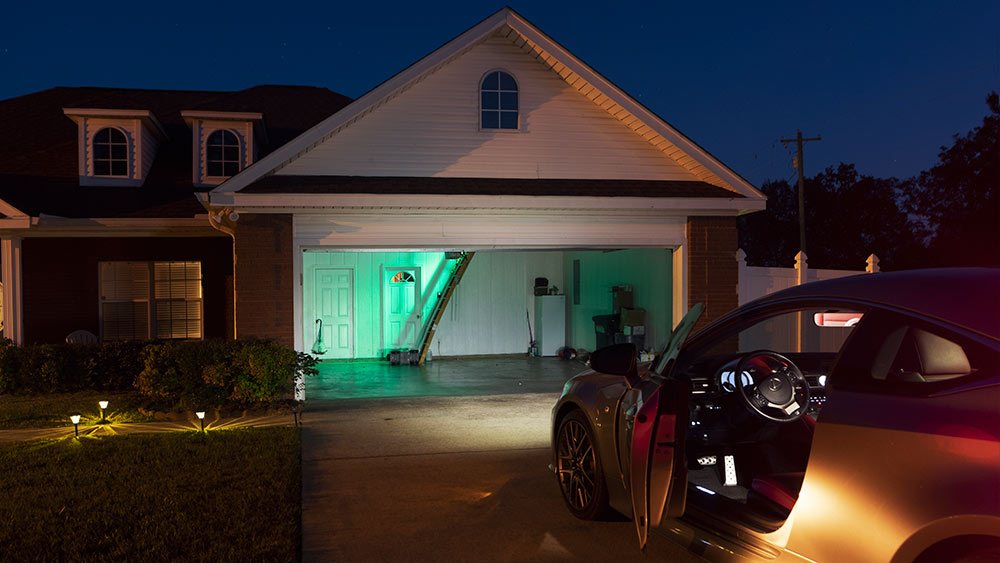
[211,9,510,197]
[62,107,168,140]
[180,110,264,121]
[502,11,764,201]
[0,197,28,219]
[217,192,764,213]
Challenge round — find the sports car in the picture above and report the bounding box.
[551,268,1000,562]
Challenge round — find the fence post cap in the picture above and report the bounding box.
[866,254,881,273]
[794,251,808,268]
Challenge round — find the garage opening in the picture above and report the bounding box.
[302,248,673,361]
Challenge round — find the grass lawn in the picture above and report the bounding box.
[0,391,156,429]
[0,426,301,562]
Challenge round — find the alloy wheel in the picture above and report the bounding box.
[557,418,597,511]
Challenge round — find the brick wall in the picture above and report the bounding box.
[687,216,738,333]
[21,236,232,344]
[233,214,294,348]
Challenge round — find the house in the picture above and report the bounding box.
[0,8,765,372]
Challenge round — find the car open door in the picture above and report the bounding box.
[629,303,702,550]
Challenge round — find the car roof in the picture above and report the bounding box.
[747,268,1000,340]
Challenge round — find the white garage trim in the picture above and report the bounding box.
[293,214,686,248]
[290,213,690,359]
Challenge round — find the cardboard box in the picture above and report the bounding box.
[612,285,634,312]
[620,307,646,327]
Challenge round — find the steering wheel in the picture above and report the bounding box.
[734,350,810,423]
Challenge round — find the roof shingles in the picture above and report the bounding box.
[0,86,351,218]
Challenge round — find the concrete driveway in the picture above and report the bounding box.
[301,392,705,562]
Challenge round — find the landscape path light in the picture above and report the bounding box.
[98,400,109,423]
[70,413,81,437]
[196,411,206,432]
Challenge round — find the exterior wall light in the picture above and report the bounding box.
[70,413,81,437]
[99,400,109,423]
[196,411,206,432]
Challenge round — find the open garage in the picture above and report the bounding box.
[302,248,673,361]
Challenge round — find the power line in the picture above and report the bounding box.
[780,130,822,255]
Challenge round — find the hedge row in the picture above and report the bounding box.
[0,338,318,408]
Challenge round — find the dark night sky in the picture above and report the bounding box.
[1,1,996,187]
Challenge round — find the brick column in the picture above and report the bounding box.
[233,214,294,348]
[686,216,738,334]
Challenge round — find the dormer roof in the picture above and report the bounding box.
[0,86,351,219]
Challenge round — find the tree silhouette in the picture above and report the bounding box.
[904,91,1000,266]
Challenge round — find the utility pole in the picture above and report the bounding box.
[780,130,821,254]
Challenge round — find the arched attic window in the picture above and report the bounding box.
[480,70,518,130]
[206,129,241,177]
[93,127,129,176]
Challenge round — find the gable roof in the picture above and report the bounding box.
[212,7,764,204]
[0,85,351,218]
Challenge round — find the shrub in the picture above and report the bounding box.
[0,338,318,408]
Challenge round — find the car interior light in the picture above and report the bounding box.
[723,455,738,486]
[695,486,716,496]
[818,375,827,387]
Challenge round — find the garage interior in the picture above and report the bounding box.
[302,248,674,362]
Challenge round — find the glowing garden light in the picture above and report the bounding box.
[98,400,109,423]
[70,413,81,437]
[196,411,206,432]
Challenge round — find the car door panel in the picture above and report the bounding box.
[629,377,690,550]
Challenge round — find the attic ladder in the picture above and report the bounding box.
[417,252,475,365]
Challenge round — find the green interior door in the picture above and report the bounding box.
[384,268,420,353]
[315,268,353,359]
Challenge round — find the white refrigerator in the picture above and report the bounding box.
[535,295,566,356]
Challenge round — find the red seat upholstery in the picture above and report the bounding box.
[751,472,805,510]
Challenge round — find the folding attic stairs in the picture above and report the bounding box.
[416,252,475,365]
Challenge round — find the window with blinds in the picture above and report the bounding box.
[99,261,203,341]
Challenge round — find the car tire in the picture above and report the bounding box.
[555,409,611,520]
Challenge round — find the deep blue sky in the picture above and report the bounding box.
[2,1,996,186]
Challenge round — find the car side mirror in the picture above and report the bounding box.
[589,343,638,377]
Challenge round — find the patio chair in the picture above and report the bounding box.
[65,330,98,344]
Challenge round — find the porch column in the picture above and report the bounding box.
[1,237,23,344]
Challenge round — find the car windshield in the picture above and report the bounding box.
[652,303,703,375]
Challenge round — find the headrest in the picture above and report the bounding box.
[912,328,971,377]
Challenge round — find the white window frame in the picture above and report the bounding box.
[479,69,520,132]
[91,127,131,178]
[203,128,243,183]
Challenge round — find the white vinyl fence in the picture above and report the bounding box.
[737,250,879,352]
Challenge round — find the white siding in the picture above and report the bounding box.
[139,120,159,181]
[431,251,566,356]
[278,35,701,182]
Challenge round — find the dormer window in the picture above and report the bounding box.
[63,108,167,187]
[480,70,518,130]
[206,130,241,177]
[93,128,129,176]
[181,111,264,187]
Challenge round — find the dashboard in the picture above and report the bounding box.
[686,353,835,426]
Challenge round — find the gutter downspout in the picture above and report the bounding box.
[196,193,238,340]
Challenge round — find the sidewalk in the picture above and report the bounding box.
[0,412,297,443]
